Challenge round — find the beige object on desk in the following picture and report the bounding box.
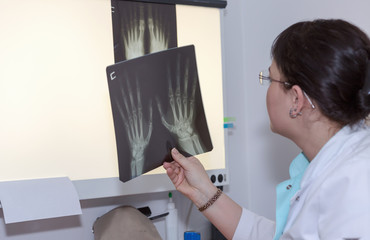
[93,206,162,240]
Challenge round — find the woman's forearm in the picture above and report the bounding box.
[195,187,243,239]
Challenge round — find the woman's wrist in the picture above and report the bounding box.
[198,188,223,212]
[190,185,219,208]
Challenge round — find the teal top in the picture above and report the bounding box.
[273,152,309,240]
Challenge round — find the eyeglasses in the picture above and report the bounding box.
[259,70,316,109]
[259,70,291,87]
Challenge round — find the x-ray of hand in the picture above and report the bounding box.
[148,6,169,53]
[157,57,205,155]
[115,77,153,178]
[122,7,145,60]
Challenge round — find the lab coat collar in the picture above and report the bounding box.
[300,121,369,191]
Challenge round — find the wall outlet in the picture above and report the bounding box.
[206,169,229,186]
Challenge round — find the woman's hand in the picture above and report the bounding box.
[163,148,218,208]
[164,148,242,239]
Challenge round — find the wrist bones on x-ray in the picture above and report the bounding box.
[157,58,204,155]
[116,77,153,177]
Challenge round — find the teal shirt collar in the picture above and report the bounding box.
[273,152,309,240]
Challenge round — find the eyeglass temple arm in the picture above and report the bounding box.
[303,91,315,109]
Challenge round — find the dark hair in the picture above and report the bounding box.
[271,19,370,126]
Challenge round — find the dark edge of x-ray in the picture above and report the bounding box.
[112,0,227,9]
[106,45,213,182]
[111,0,177,63]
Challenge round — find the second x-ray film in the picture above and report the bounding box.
[111,0,177,62]
[106,45,213,182]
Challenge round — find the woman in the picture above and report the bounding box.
[163,19,370,239]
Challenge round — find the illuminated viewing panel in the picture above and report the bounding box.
[0,0,225,183]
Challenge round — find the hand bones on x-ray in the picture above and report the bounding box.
[115,76,153,178]
[121,5,170,60]
[122,7,145,60]
[148,6,169,53]
[157,57,205,155]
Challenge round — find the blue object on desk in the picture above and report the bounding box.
[184,231,201,240]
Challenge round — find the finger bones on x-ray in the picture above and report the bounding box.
[115,76,153,177]
[156,56,204,155]
[121,4,170,60]
[147,5,169,53]
[122,6,145,60]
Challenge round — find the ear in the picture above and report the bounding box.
[290,85,305,115]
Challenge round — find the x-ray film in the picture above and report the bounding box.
[107,45,213,182]
[111,0,177,62]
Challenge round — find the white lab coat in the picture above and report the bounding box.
[233,122,370,240]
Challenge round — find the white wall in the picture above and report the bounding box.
[222,0,370,220]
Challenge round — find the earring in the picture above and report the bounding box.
[289,108,302,118]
